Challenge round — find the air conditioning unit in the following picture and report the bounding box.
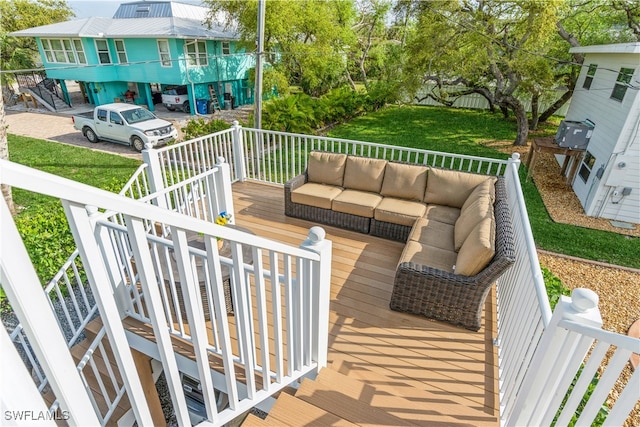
[555,120,595,150]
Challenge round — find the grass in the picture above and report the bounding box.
[329,105,639,269]
[8,135,141,212]
[7,134,141,286]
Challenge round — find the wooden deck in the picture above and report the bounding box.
[231,181,499,426]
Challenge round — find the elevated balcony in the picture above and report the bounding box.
[1,124,638,426]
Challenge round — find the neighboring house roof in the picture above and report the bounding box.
[9,1,237,40]
[570,42,640,54]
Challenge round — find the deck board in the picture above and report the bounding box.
[231,181,499,424]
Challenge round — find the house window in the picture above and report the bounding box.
[157,40,171,67]
[73,39,87,64]
[114,40,128,64]
[222,41,230,55]
[578,151,596,183]
[185,40,208,66]
[95,39,112,64]
[582,64,597,90]
[42,38,83,64]
[611,67,635,102]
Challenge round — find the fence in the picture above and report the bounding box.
[414,84,570,117]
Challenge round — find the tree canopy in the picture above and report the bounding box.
[0,0,75,84]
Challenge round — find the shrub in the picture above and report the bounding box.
[182,118,231,140]
[542,266,570,310]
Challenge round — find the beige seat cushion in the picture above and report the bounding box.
[424,168,494,208]
[454,196,493,251]
[460,178,497,212]
[455,217,496,276]
[307,151,347,187]
[423,205,461,225]
[399,240,456,273]
[380,163,428,201]
[332,190,383,218]
[374,198,427,226]
[409,218,455,252]
[291,183,343,210]
[343,156,388,193]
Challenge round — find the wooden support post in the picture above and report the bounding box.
[131,349,166,427]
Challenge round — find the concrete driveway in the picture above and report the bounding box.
[5,110,144,160]
[5,103,251,161]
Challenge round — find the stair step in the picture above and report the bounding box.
[330,356,497,425]
[295,374,417,426]
[266,392,356,427]
[241,413,272,426]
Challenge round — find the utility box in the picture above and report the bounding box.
[555,120,595,150]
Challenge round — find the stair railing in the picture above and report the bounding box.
[1,158,332,426]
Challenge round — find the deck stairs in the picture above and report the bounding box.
[63,314,483,427]
[241,359,475,427]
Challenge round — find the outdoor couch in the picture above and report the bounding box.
[284,151,515,331]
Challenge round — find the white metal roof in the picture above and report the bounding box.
[9,1,237,40]
[570,42,640,54]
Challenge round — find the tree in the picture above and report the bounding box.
[0,0,74,87]
[404,0,562,145]
[204,0,357,96]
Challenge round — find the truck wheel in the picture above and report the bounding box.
[84,127,99,143]
[182,101,191,114]
[132,136,145,152]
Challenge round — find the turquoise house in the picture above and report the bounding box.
[10,1,255,114]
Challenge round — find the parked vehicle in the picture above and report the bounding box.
[72,103,178,151]
[162,85,191,113]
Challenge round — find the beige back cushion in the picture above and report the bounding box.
[460,179,497,212]
[343,156,388,193]
[307,151,347,187]
[455,217,495,276]
[424,169,494,208]
[454,196,493,251]
[380,163,429,201]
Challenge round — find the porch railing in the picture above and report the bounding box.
[2,158,332,426]
[4,124,639,426]
[150,124,639,426]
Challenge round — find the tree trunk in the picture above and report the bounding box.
[0,94,15,215]
[500,105,509,119]
[503,97,529,146]
[530,92,540,130]
[539,89,573,123]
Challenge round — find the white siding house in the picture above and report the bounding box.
[562,43,640,224]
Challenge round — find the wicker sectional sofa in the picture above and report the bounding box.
[284,151,515,331]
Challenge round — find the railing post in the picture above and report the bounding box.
[62,201,155,426]
[214,157,235,224]
[300,226,332,369]
[142,145,168,209]
[231,120,247,182]
[1,200,100,426]
[506,288,602,426]
[507,152,521,172]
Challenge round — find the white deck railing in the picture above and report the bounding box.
[1,159,331,426]
[4,124,639,426]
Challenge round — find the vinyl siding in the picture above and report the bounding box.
[567,52,640,224]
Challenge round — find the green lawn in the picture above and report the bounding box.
[329,105,639,269]
[7,134,141,285]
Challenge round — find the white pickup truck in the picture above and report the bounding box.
[72,103,178,151]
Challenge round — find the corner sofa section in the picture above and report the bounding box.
[284,151,515,331]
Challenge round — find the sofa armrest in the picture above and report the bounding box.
[284,172,309,192]
[284,171,308,216]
